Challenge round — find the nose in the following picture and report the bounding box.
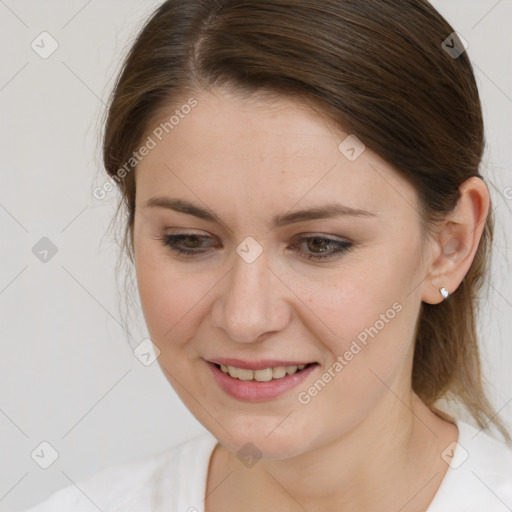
[210,246,291,344]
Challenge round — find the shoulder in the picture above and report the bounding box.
[461,420,512,472]
[428,419,512,512]
[23,432,218,512]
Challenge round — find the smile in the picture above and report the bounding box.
[217,363,310,381]
[206,360,319,402]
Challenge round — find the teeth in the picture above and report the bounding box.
[218,363,310,381]
[272,366,287,379]
[237,368,253,381]
[286,365,298,374]
[254,368,273,382]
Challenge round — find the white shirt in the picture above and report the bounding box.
[22,419,512,511]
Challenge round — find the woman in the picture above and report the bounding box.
[25,0,512,511]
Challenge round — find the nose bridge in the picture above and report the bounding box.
[212,244,289,343]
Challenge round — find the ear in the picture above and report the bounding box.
[421,177,490,305]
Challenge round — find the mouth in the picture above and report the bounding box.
[206,359,319,402]
[212,362,315,381]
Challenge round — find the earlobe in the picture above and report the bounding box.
[421,177,490,305]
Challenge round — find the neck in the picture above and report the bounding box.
[207,392,455,512]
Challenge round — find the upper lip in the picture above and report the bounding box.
[207,358,316,370]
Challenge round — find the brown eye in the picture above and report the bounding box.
[307,237,331,253]
[290,235,353,261]
[159,234,216,255]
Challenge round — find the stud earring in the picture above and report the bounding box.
[440,287,449,300]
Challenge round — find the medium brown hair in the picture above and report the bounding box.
[101,0,510,441]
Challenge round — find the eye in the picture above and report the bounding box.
[154,232,352,261]
[156,233,217,256]
[288,235,353,261]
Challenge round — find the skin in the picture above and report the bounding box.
[133,86,489,511]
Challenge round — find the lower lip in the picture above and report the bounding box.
[206,361,318,402]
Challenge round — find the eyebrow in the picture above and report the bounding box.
[144,196,376,229]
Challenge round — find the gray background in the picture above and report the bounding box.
[0,1,511,510]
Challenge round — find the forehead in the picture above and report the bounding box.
[135,88,418,220]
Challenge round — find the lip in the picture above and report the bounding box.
[206,360,319,402]
[208,358,315,370]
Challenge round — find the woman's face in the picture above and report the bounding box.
[133,87,432,458]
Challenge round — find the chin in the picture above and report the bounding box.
[210,419,315,462]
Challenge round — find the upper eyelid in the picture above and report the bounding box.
[161,232,353,255]
[161,230,350,240]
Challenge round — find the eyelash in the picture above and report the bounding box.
[155,233,353,261]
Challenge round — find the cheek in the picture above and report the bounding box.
[291,295,417,448]
[135,243,187,341]
[313,262,420,414]
[301,239,417,344]
[134,244,219,353]
[295,244,421,418]
[301,270,414,369]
